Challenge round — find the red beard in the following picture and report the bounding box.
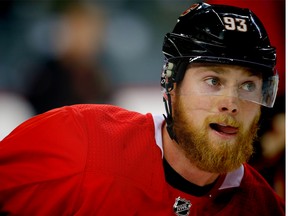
[173,98,260,173]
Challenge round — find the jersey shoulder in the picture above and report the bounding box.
[240,163,285,213]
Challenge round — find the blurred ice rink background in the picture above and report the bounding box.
[0,1,199,140]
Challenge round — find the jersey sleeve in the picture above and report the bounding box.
[0,106,88,215]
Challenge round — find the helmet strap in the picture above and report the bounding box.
[161,60,188,142]
[163,86,178,142]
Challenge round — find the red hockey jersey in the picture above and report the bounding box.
[0,104,284,215]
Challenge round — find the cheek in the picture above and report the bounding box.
[175,95,213,123]
[178,95,213,111]
[240,103,261,127]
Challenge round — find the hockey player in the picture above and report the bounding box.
[0,3,284,215]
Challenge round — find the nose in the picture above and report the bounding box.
[218,96,239,115]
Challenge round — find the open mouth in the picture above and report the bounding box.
[210,123,238,135]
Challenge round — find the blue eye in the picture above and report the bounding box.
[205,77,220,86]
[241,81,256,92]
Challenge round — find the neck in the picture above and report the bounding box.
[162,124,219,186]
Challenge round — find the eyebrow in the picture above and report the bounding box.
[191,64,262,78]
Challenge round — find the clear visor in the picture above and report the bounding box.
[173,73,279,108]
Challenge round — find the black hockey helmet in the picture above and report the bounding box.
[161,2,276,85]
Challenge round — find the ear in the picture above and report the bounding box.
[163,84,177,100]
